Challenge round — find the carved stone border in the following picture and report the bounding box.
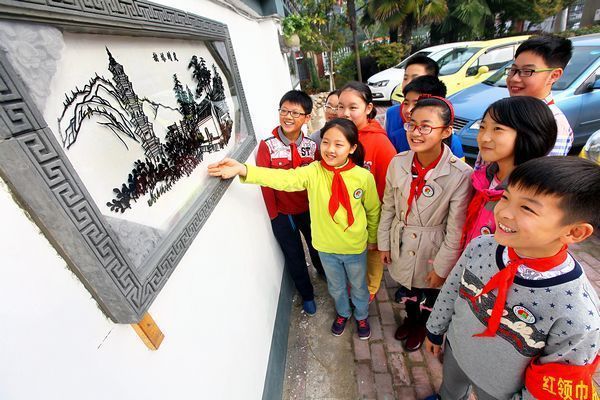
[0,0,257,322]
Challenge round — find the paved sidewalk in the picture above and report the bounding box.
[283,234,600,400]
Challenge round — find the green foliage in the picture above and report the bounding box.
[282,14,312,38]
[335,49,368,86]
[558,24,600,38]
[366,42,411,69]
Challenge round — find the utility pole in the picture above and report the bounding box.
[346,0,362,82]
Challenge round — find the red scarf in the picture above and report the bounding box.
[290,142,302,168]
[320,160,356,230]
[274,128,302,168]
[460,189,503,248]
[473,245,569,337]
[405,150,444,222]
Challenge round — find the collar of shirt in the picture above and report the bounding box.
[502,246,575,280]
[277,127,304,147]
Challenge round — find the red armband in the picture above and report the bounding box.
[525,356,599,400]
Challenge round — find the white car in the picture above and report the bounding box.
[367,41,477,102]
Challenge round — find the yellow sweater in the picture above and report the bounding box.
[243,161,380,254]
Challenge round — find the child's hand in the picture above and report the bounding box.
[424,337,441,356]
[207,158,247,179]
[367,243,378,251]
[426,271,445,288]
[380,251,391,265]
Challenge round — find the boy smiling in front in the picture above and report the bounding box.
[425,156,600,400]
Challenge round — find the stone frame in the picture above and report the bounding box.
[0,0,256,323]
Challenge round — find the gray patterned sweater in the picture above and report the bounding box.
[426,235,600,400]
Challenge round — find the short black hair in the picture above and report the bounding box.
[339,81,377,119]
[279,90,313,114]
[403,75,447,97]
[514,35,573,69]
[406,55,439,77]
[508,157,600,227]
[483,97,557,166]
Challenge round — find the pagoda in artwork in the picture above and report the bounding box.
[106,47,163,160]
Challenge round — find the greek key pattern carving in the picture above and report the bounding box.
[7,0,227,38]
[0,60,44,137]
[16,129,144,307]
[0,1,257,322]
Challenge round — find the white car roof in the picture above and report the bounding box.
[417,41,479,53]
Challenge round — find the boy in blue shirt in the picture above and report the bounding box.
[385,56,464,158]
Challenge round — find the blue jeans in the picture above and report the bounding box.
[318,250,369,320]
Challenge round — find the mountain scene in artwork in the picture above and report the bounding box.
[58,48,233,213]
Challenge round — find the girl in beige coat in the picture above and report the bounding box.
[378,96,472,351]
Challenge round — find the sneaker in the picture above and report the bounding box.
[356,318,371,340]
[405,325,426,352]
[303,300,317,316]
[368,293,376,304]
[331,314,348,336]
[394,320,413,341]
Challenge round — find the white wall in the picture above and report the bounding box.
[0,2,291,399]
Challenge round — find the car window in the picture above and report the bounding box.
[484,46,600,90]
[555,47,600,90]
[394,51,431,69]
[466,45,515,76]
[437,47,482,76]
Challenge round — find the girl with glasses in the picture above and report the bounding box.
[378,96,473,352]
[310,90,339,146]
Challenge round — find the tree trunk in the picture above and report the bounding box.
[400,14,414,45]
[389,27,398,43]
[347,0,362,81]
[328,47,335,91]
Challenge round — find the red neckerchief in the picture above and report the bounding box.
[274,128,302,168]
[473,245,568,337]
[320,159,356,230]
[460,189,503,248]
[405,149,444,222]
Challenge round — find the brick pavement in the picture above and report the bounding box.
[351,235,600,400]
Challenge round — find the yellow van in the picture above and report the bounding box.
[390,35,530,102]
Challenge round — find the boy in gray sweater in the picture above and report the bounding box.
[425,157,600,400]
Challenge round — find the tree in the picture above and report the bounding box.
[287,1,347,90]
[361,0,448,44]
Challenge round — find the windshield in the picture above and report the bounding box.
[483,46,600,90]
[437,47,482,76]
[394,51,431,69]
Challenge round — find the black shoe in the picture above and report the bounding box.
[331,314,348,336]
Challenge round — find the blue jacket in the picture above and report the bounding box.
[385,105,465,158]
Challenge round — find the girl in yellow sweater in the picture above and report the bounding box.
[208,118,380,340]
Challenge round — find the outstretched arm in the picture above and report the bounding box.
[208,158,247,179]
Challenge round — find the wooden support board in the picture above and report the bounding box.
[131,313,164,350]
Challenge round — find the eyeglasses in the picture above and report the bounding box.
[505,67,556,77]
[278,108,307,118]
[404,122,447,135]
[324,104,338,113]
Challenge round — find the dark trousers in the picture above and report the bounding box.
[400,286,440,326]
[270,211,325,301]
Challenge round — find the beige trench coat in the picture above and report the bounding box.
[377,145,473,289]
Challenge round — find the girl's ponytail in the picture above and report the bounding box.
[350,141,365,168]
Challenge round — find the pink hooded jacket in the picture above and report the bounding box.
[460,164,505,249]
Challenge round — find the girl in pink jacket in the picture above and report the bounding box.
[460,97,558,248]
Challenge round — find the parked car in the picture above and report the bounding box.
[390,35,531,102]
[580,129,600,164]
[450,33,600,161]
[367,42,476,102]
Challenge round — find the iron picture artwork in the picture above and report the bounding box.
[0,1,256,323]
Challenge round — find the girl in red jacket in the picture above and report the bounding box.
[338,81,397,301]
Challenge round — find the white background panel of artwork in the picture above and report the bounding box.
[44,33,237,233]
